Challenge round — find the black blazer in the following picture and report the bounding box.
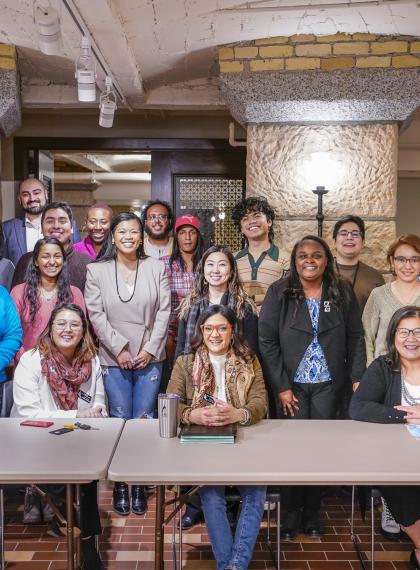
[349,356,406,423]
[259,278,366,395]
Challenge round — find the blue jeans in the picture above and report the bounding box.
[199,485,267,570]
[103,363,162,419]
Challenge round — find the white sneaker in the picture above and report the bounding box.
[381,497,401,540]
[23,486,41,524]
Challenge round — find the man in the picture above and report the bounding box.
[74,203,113,260]
[232,196,288,308]
[141,200,174,258]
[12,202,90,292]
[333,215,384,314]
[0,178,80,266]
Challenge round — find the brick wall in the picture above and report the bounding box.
[219,34,420,72]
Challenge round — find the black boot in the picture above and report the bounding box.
[131,485,148,515]
[303,508,324,537]
[113,482,130,516]
[81,536,104,570]
[280,510,301,539]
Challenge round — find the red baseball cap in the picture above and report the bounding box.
[175,214,201,232]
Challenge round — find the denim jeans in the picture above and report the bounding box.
[103,362,163,419]
[199,485,267,570]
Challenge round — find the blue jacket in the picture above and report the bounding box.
[0,286,22,382]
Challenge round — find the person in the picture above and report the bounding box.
[232,196,288,308]
[0,178,80,266]
[333,215,384,313]
[0,286,22,416]
[176,245,258,359]
[74,203,113,260]
[11,202,91,292]
[141,199,174,258]
[350,305,420,569]
[10,237,85,362]
[168,305,267,570]
[11,303,105,569]
[0,255,14,291]
[85,211,170,517]
[259,235,366,538]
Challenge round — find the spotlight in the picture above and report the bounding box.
[34,0,62,55]
[99,76,117,128]
[218,211,226,220]
[75,37,97,102]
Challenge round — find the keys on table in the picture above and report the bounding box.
[63,422,100,431]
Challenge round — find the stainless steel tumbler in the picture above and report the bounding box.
[158,393,179,438]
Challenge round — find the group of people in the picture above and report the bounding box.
[0,176,419,570]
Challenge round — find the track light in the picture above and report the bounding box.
[34,0,62,55]
[99,76,117,128]
[75,37,97,102]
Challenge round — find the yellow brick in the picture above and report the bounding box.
[0,44,15,57]
[259,45,294,58]
[219,60,244,73]
[290,34,316,43]
[356,56,391,68]
[286,57,320,70]
[234,46,258,59]
[317,33,350,42]
[219,47,234,61]
[371,41,408,54]
[255,36,288,45]
[321,57,355,70]
[296,43,331,57]
[411,41,420,53]
[0,56,15,70]
[392,54,420,68]
[333,42,369,55]
[250,58,284,71]
[352,33,377,41]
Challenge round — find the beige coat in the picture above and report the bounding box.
[167,353,268,425]
[85,257,171,366]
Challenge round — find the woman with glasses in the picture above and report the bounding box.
[351,306,420,570]
[168,304,267,570]
[85,212,170,517]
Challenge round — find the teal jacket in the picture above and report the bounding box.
[0,286,22,382]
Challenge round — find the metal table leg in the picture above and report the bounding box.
[155,485,165,570]
[66,484,75,570]
[75,484,82,569]
[0,488,4,570]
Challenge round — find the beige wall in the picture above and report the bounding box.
[397,178,420,235]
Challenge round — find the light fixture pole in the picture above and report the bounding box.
[312,185,329,238]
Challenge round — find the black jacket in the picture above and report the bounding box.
[349,356,406,423]
[259,278,366,394]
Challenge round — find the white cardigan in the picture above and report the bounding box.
[11,349,107,419]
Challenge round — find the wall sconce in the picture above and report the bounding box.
[312,186,329,238]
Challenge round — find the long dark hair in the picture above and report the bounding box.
[385,305,420,369]
[285,235,351,306]
[24,237,72,325]
[191,304,252,360]
[169,228,205,272]
[96,212,147,261]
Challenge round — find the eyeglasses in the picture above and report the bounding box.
[396,327,420,339]
[201,324,233,335]
[147,214,168,222]
[394,256,420,265]
[53,321,83,331]
[337,230,362,239]
[115,229,141,237]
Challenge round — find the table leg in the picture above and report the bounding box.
[0,488,4,570]
[154,485,165,570]
[75,484,81,569]
[66,484,75,570]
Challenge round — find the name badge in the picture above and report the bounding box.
[323,301,331,313]
[78,390,92,404]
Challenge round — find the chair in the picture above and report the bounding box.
[350,486,382,570]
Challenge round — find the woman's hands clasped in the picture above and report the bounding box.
[117,348,152,369]
[190,400,243,426]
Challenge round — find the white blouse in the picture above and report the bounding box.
[209,353,227,402]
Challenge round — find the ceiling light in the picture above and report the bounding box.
[99,76,117,128]
[34,0,62,55]
[75,36,97,102]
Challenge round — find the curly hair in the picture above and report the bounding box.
[231,196,275,243]
[141,200,174,233]
[178,245,256,319]
[24,238,73,325]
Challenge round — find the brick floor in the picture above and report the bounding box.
[3,484,413,569]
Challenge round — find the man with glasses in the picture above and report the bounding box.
[141,200,174,258]
[333,215,384,313]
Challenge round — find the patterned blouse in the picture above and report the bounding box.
[294,298,332,384]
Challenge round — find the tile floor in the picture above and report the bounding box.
[3,484,413,570]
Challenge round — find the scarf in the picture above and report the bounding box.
[41,350,92,411]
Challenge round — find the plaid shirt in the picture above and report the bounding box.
[162,256,195,340]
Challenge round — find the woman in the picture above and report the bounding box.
[11,303,105,569]
[0,286,22,416]
[85,212,170,517]
[11,237,85,361]
[259,235,366,538]
[363,234,420,366]
[168,305,267,570]
[350,306,420,569]
[176,245,258,358]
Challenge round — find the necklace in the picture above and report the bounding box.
[39,287,57,301]
[401,372,420,406]
[115,259,139,303]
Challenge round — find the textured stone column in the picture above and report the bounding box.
[0,44,21,137]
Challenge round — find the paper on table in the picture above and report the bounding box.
[406,425,420,439]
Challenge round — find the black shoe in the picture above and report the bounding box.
[131,485,148,516]
[113,483,130,516]
[303,509,324,537]
[410,550,420,570]
[280,510,300,540]
[81,536,104,570]
[179,506,204,530]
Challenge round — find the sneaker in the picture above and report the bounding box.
[41,495,56,523]
[23,486,42,524]
[381,497,401,540]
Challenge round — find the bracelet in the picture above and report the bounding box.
[239,408,250,425]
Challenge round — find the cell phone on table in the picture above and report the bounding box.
[203,393,215,405]
[49,427,74,435]
[20,420,54,428]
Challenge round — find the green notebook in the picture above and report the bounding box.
[179,424,238,444]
